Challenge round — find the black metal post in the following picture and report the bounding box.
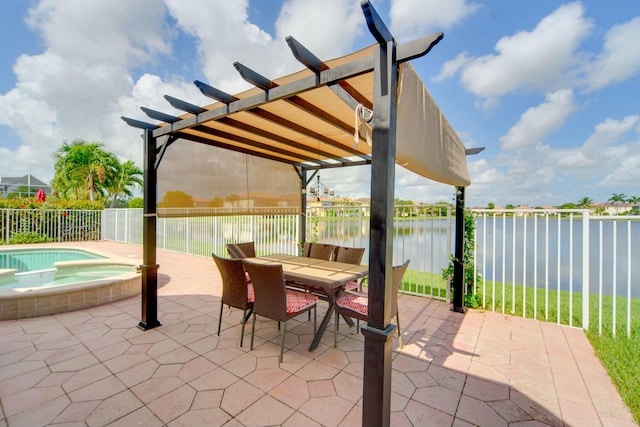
[299,169,307,255]
[362,31,397,427]
[451,185,466,313]
[138,129,161,330]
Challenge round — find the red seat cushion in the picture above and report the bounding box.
[335,293,368,316]
[285,290,317,313]
[247,284,255,303]
[344,281,359,291]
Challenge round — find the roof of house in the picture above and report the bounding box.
[0,174,51,192]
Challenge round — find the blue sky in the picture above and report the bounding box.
[0,0,638,207]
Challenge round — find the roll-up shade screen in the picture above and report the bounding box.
[156,139,300,217]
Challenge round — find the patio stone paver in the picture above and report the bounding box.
[0,241,636,427]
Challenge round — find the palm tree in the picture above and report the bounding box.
[105,160,143,207]
[53,140,118,201]
[608,193,627,215]
[627,195,640,215]
[627,195,640,205]
[577,197,593,209]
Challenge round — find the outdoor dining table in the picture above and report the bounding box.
[246,253,368,351]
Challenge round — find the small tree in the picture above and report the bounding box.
[158,191,194,208]
[53,139,118,202]
[105,160,143,208]
[442,210,482,308]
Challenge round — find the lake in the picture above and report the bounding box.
[311,215,640,298]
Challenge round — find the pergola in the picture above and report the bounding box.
[123,2,471,426]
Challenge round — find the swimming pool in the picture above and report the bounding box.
[0,246,141,320]
[0,248,107,273]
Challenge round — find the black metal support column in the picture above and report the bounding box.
[451,186,466,313]
[362,3,397,423]
[138,129,161,330]
[299,168,307,255]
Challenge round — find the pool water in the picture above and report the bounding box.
[0,264,136,290]
[0,248,106,272]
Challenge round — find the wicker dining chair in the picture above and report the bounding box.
[226,242,256,259]
[332,246,366,291]
[212,254,254,347]
[242,259,318,362]
[332,246,365,264]
[333,260,410,348]
[303,242,335,260]
[295,242,337,306]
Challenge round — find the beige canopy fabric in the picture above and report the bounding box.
[396,63,471,186]
[143,43,470,218]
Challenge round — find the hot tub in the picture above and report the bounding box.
[0,247,141,320]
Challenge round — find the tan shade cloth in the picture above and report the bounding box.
[148,45,472,218]
[156,139,300,217]
[396,63,471,187]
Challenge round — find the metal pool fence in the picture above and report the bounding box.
[5,206,635,337]
[1,209,102,242]
[471,209,639,338]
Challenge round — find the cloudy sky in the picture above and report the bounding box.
[1,0,638,207]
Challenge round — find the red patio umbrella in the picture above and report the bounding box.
[36,189,46,202]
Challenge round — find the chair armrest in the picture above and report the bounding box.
[343,289,367,297]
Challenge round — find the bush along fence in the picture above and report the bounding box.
[0,199,103,244]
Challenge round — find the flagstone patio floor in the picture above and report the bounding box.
[0,241,636,427]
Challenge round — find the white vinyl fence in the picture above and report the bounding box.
[471,209,639,338]
[1,209,102,242]
[100,207,638,337]
[103,205,454,301]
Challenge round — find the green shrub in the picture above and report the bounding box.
[128,197,144,208]
[7,232,50,245]
[442,211,482,306]
[0,198,103,211]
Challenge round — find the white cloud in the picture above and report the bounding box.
[164,0,364,95]
[551,116,640,192]
[276,0,363,59]
[583,17,640,91]
[389,0,480,42]
[164,0,285,94]
[433,52,470,82]
[0,0,171,183]
[583,115,639,151]
[479,115,640,207]
[500,89,575,150]
[554,150,594,169]
[112,73,207,167]
[578,115,640,189]
[445,2,591,107]
[600,153,640,187]
[26,0,170,68]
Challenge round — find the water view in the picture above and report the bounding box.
[475,216,640,298]
[306,215,640,298]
